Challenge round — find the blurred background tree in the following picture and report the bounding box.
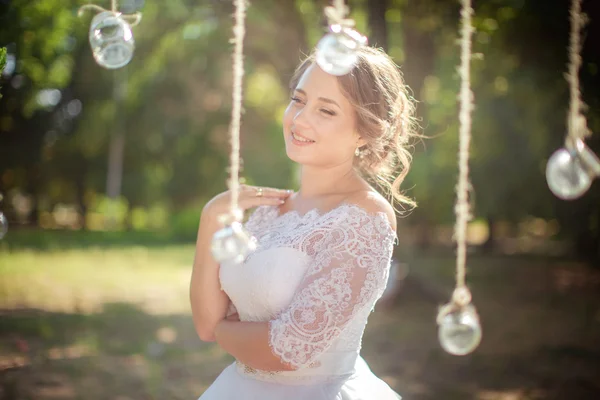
[0,0,598,260]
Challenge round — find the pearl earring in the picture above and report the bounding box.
[355,146,371,159]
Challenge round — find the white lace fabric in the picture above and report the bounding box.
[219,203,396,381]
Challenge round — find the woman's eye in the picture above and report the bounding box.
[290,97,334,116]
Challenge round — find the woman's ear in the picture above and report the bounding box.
[356,134,367,149]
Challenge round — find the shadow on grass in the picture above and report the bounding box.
[362,257,600,400]
[0,302,232,399]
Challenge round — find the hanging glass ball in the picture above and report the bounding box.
[89,11,135,69]
[438,304,482,356]
[0,212,7,240]
[546,147,592,200]
[211,221,257,264]
[570,137,600,177]
[316,25,367,76]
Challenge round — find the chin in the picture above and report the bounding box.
[284,147,305,164]
[284,146,309,165]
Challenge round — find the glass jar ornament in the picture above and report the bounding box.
[316,24,367,76]
[89,11,135,69]
[438,303,482,356]
[437,287,481,356]
[211,209,257,264]
[0,212,7,240]
[546,137,600,200]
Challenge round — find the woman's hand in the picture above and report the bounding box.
[202,185,293,222]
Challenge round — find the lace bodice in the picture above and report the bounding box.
[219,203,396,382]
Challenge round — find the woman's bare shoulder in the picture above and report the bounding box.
[345,190,397,232]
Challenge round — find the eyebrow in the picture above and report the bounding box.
[294,88,341,109]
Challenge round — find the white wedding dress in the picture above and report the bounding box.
[198,203,402,400]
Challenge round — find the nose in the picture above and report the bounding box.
[292,107,309,128]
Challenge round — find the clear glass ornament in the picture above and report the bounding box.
[438,304,482,356]
[211,219,257,264]
[546,146,592,200]
[575,139,600,178]
[0,212,7,240]
[89,11,135,69]
[316,25,367,76]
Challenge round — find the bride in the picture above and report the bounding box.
[190,46,418,399]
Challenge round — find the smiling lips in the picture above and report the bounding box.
[291,129,315,146]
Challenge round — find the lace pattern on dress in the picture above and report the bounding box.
[261,205,396,369]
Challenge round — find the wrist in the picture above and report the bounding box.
[214,318,230,341]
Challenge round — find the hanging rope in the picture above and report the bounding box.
[566,0,590,143]
[452,0,475,307]
[227,0,247,220]
[78,0,142,27]
[324,0,354,28]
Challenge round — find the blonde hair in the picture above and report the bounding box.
[289,47,420,213]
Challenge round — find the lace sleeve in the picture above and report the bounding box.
[268,208,396,369]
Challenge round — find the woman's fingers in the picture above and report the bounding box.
[240,194,288,209]
[225,185,294,211]
[242,185,293,198]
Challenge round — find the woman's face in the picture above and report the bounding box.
[282,63,363,168]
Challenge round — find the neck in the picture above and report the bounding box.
[297,163,361,199]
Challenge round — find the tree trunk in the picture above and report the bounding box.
[26,166,41,227]
[401,0,437,101]
[482,215,496,253]
[367,0,389,51]
[74,159,88,231]
[105,69,127,229]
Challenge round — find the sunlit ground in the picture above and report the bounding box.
[1,233,600,399]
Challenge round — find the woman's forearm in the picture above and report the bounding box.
[214,320,295,372]
[189,210,230,342]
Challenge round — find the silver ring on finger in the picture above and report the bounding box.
[255,187,264,198]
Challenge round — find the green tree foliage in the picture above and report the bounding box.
[398,0,599,259]
[0,47,6,99]
[0,0,307,233]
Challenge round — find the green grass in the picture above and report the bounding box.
[0,235,231,399]
[1,229,188,251]
[0,244,194,314]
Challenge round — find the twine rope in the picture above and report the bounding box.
[453,0,475,302]
[78,0,142,27]
[324,0,355,28]
[566,0,590,143]
[227,0,247,220]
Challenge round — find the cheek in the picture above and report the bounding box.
[282,105,295,128]
[323,118,355,142]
